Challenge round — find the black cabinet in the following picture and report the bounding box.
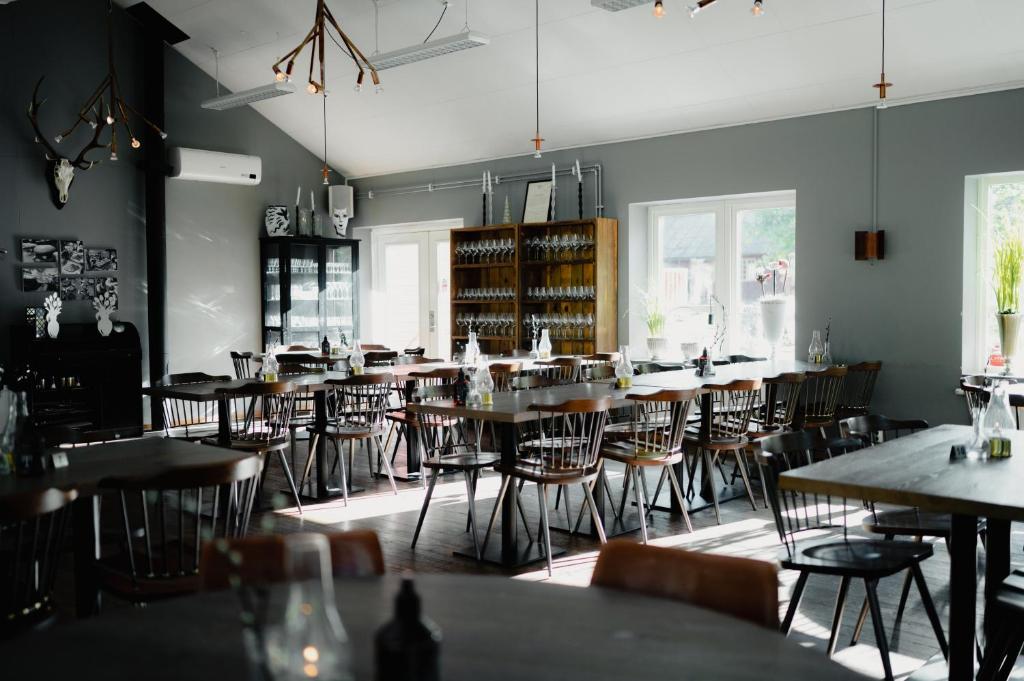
[260,236,360,349]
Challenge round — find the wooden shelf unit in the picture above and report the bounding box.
[449,218,617,357]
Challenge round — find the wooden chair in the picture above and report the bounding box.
[358,343,389,351]
[384,368,463,474]
[634,362,669,375]
[583,352,620,366]
[756,433,948,680]
[511,374,558,391]
[230,351,254,379]
[961,375,990,417]
[536,357,582,384]
[216,382,302,513]
[281,344,316,351]
[488,362,522,393]
[303,374,397,505]
[393,355,444,366]
[0,488,77,638]
[977,569,1024,681]
[683,378,763,524]
[599,389,698,542]
[96,454,262,603]
[410,384,503,560]
[591,541,779,629]
[402,347,425,356]
[839,361,882,417]
[364,350,399,367]
[749,372,806,437]
[199,530,384,590]
[585,364,616,381]
[802,365,848,429]
[483,397,612,576]
[158,372,232,442]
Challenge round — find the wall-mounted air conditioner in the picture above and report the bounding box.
[168,147,261,186]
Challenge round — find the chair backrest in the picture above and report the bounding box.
[841,361,882,413]
[393,355,444,366]
[802,366,849,425]
[488,362,522,392]
[591,541,779,629]
[325,374,393,435]
[840,414,928,445]
[278,363,326,376]
[216,381,297,448]
[359,344,389,351]
[583,352,620,366]
[724,354,767,364]
[402,347,425,356]
[536,357,583,384]
[364,350,399,367]
[199,530,384,590]
[960,375,990,416]
[511,374,558,391]
[702,379,763,445]
[0,488,78,636]
[415,384,475,460]
[527,397,611,471]
[158,372,232,437]
[99,455,263,595]
[411,367,462,389]
[230,351,254,380]
[585,364,616,381]
[623,389,699,456]
[281,345,316,352]
[634,362,668,375]
[755,431,865,556]
[753,372,806,434]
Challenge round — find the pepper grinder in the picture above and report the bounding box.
[375,578,441,681]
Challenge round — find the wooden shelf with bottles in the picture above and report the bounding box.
[449,218,617,358]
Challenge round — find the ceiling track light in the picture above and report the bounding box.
[687,0,716,17]
[751,0,764,16]
[271,0,379,96]
[872,0,893,108]
[653,0,665,18]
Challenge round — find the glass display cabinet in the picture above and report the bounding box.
[260,236,360,348]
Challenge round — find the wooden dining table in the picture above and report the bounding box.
[0,437,253,617]
[779,424,1024,681]
[0,573,869,681]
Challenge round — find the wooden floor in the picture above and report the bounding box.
[253,434,1024,681]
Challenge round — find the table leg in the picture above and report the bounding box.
[499,423,518,565]
[72,496,101,617]
[404,379,423,478]
[698,393,714,502]
[984,518,1011,652]
[314,390,329,499]
[217,397,230,446]
[949,513,979,681]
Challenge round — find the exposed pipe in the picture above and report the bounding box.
[356,162,605,217]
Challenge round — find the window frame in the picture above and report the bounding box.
[647,191,796,356]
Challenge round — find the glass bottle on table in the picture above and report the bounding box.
[807,330,824,364]
[349,341,365,375]
[614,346,634,389]
[263,344,279,383]
[476,355,494,406]
[984,382,1015,458]
[538,329,552,359]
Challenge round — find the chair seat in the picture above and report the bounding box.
[222,436,289,453]
[684,432,749,450]
[600,442,682,466]
[95,560,203,602]
[863,508,966,538]
[423,453,500,470]
[307,423,384,440]
[780,537,933,578]
[494,460,599,485]
[518,436,590,452]
[164,423,220,442]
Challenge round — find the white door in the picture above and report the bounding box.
[371,227,452,359]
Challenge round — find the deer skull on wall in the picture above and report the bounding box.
[27,78,107,209]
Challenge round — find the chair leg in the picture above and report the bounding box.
[781,572,809,635]
[665,463,693,533]
[994,626,1024,681]
[276,450,303,515]
[704,450,722,524]
[631,466,648,544]
[374,436,399,495]
[563,483,573,529]
[865,578,895,681]
[602,466,619,520]
[463,470,482,560]
[617,465,632,520]
[554,485,562,511]
[978,621,1021,681]
[648,467,668,517]
[827,576,851,658]
[850,598,870,646]
[756,460,770,509]
[732,447,758,511]
[333,439,348,506]
[537,484,553,577]
[300,433,319,493]
[481,474,511,556]
[911,562,949,660]
[893,568,915,629]
[411,469,440,549]
[581,480,607,544]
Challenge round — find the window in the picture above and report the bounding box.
[963,173,1024,372]
[648,192,796,358]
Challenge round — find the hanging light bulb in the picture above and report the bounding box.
[105,113,115,125]
[354,71,364,93]
[307,82,320,94]
[688,0,716,17]
[653,0,665,18]
[751,0,764,16]
[872,0,893,108]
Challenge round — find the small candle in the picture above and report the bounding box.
[551,163,556,184]
[296,186,301,206]
[482,172,486,193]
[310,190,315,212]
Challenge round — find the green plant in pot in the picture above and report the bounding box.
[638,288,668,360]
[994,236,1024,375]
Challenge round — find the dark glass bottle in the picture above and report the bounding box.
[375,579,441,681]
[698,347,709,377]
[14,397,45,477]
[321,335,331,356]
[455,368,468,406]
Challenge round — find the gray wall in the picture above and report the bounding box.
[0,0,336,406]
[350,89,1024,425]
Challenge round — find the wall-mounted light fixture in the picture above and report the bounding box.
[855,230,885,260]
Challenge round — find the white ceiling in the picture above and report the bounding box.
[129,0,1024,178]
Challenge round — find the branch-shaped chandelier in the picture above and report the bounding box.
[272,0,380,95]
[57,0,167,162]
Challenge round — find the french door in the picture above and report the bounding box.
[371,226,452,359]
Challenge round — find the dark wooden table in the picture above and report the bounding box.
[0,437,252,617]
[779,424,1024,681]
[0,573,868,681]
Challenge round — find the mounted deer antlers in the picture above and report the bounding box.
[27,78,108,208]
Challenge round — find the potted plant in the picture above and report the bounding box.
[994,237,1024,375]
[757,259,790,358]
[636,288,668,360]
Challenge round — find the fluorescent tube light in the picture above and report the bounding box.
[201,81,296,111]
[590,0,651,10]
[369,31,489,71]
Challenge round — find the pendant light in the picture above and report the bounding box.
[751,0,765,16]
[653,0,665,18]
[530,0,544,158]
[872,0,893,109]
[321,92,330,185]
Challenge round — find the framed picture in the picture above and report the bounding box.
[86,248,118,272]
[59,277,97,301]
[95,277,118,309]
[60,240,85,275]
[22,266,59,293]
[20,238,59,264]
[522,180,553,223]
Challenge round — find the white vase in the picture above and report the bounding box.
[46,315,59,339]
[998,312,1022,375]
[97,312,112,337]
[646,336,667,360]
[761,298,787,358]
